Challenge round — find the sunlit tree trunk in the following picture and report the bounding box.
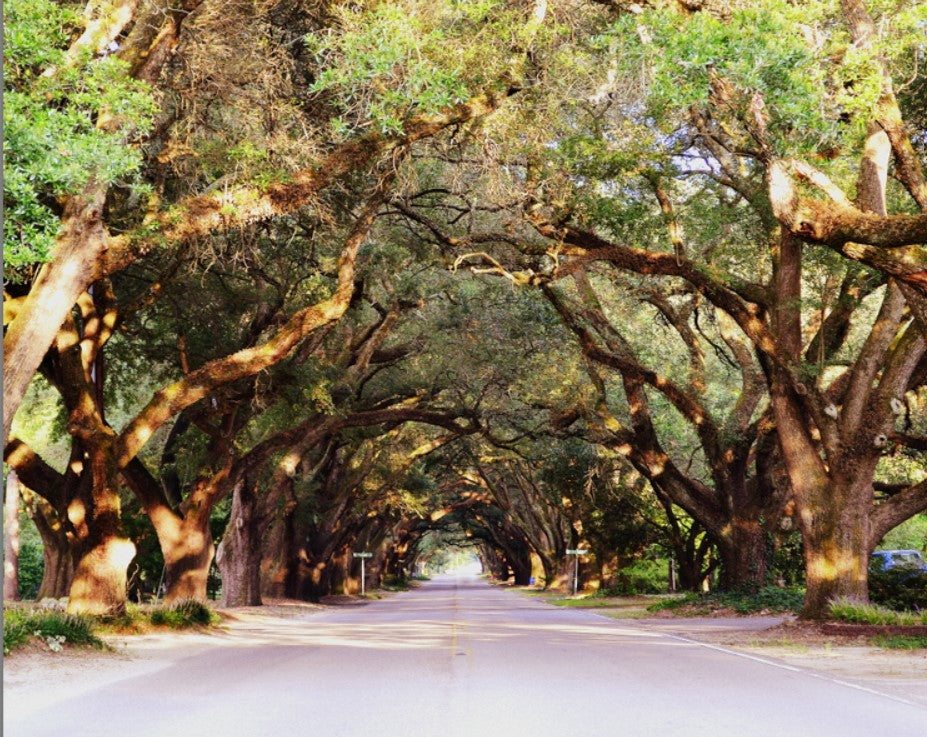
[4,470,22,600]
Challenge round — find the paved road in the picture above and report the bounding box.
[6,576,927,736]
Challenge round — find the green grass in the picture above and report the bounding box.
[5,598,220,653]
[871,635,927,649]
[546,597,624,608]
[4,608,103,655]
[646,587,805,615]
[829,598,927,626]
[148,599,218,628]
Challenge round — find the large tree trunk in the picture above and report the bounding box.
[3,193,109,446]
[159,515,215,603]
[4,470,22,600]
[66,429,136,615]
[509,545,533,586]
[800,477,871,618]
[216,481,263,607]
[260,510,298,599]
[27,495,76,599]
[717,517,769,592]
[68,534,137,614]
[298,557,332,602]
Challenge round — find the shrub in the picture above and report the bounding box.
[646,586,805,614]
[3,608,102,654]
[149,599,217,628]
[605,558,669,596]
[380,574,412,591]
[829,597,927,626]
[868,568,927,611]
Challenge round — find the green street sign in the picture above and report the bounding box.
[565,549,588,555]
[353,552,373,558]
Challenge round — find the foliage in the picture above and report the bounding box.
[877,514,927,553]
[647,586,805,615]
[307,0,517,135]
[3,608,102,654]
[17,512,45,600]
[379,574,413,592]
[829,598,927,626]
[148,599,218,628]
[867,569,927,612]
[601,557,669,596]
[3,0,156,277]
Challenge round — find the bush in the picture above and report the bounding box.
[379,574,412,592]
[646,586,805,614]
[3,608,102,654]
[149,599,217,628]
[868,568,927,611]
[604,558,669,596]
[829,597,927,626]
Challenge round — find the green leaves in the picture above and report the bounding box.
[610,2,837,153]
[3,0,155,276]
[306,1,512,135]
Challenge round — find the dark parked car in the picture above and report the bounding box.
[869,549,927,572]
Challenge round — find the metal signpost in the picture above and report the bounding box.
[565,549,588,596]
[353,552,373,596]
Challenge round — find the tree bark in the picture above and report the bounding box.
[4,470,22,600]
[3,191,107,446]
[65,425,136,615]
[717,518,768,592]
[216,480,263,607]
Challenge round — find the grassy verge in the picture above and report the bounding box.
[646,587,805,616]
[828,598,927,626]
[871,635,927,649]
[3,609,103,655]
[521,589,658,618]
[5,599,220,653]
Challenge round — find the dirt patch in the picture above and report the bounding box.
[215,597,327,622]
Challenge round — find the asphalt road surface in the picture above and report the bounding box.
[6,575,927,737]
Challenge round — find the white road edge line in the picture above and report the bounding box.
[659,630,925,710]
[522,590,925,710]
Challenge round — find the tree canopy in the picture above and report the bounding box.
[4,0,926,619]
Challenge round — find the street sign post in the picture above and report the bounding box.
[353,552,373,596]
[565,549,588,596]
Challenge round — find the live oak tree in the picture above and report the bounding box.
[4,0,554,613]
[7,0,925,618]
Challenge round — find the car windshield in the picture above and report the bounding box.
[890,552,924,566]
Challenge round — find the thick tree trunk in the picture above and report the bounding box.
[161,519,214,603]
[3,193,106,446]
[298,558,332,602]
[4,470,22,600]
[67,428,136,615]
[68,534,137,614]
[38,539,75,600]
[717,518,769,592]
[509,546,533,586]
[216,481,263,607]
[800,485,870,619]
[260,510,298,599]
[27,498,76,599]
